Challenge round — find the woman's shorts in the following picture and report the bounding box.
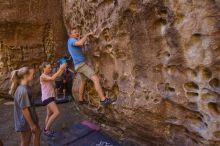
[43,97,55,105]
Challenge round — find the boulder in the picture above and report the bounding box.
[65,0,220,145]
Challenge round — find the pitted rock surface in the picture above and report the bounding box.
[0,0,220,145]
[65,0,220,145]
[0,0,67,98]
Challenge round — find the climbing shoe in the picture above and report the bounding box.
[44,129,55,137]
[100,98,116,106]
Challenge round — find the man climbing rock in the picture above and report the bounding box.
[67,28,115,106]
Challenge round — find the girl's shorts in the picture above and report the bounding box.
[43,97,55,105]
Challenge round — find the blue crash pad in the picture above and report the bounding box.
[47,122,121,146]
[67,131,121,146]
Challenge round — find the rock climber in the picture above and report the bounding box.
[67,27,115,106]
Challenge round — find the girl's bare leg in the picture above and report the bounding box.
[20,130,31,146]
[45,106,52,126]
[45,102,60,130]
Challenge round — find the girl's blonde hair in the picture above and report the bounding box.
[9,67,30,96]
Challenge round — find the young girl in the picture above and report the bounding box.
[9,67,41,146]
[40,62,66,137]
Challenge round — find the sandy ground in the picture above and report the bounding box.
[0,99,87,146]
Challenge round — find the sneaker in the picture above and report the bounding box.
[44,129,55,137]
[100,98,116,106]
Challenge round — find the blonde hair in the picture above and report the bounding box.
[9,67,30,96]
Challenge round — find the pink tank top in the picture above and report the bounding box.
[40,73,55,101]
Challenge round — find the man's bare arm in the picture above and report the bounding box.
[75,32,93,46]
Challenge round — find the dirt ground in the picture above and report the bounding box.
[0,99,87,146]
[0,98,141,146]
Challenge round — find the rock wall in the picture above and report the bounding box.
[0,0,219,145]
[64,0,220,145]
[0,0,67,98]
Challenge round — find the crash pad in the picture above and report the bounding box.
[47,121,121,146]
